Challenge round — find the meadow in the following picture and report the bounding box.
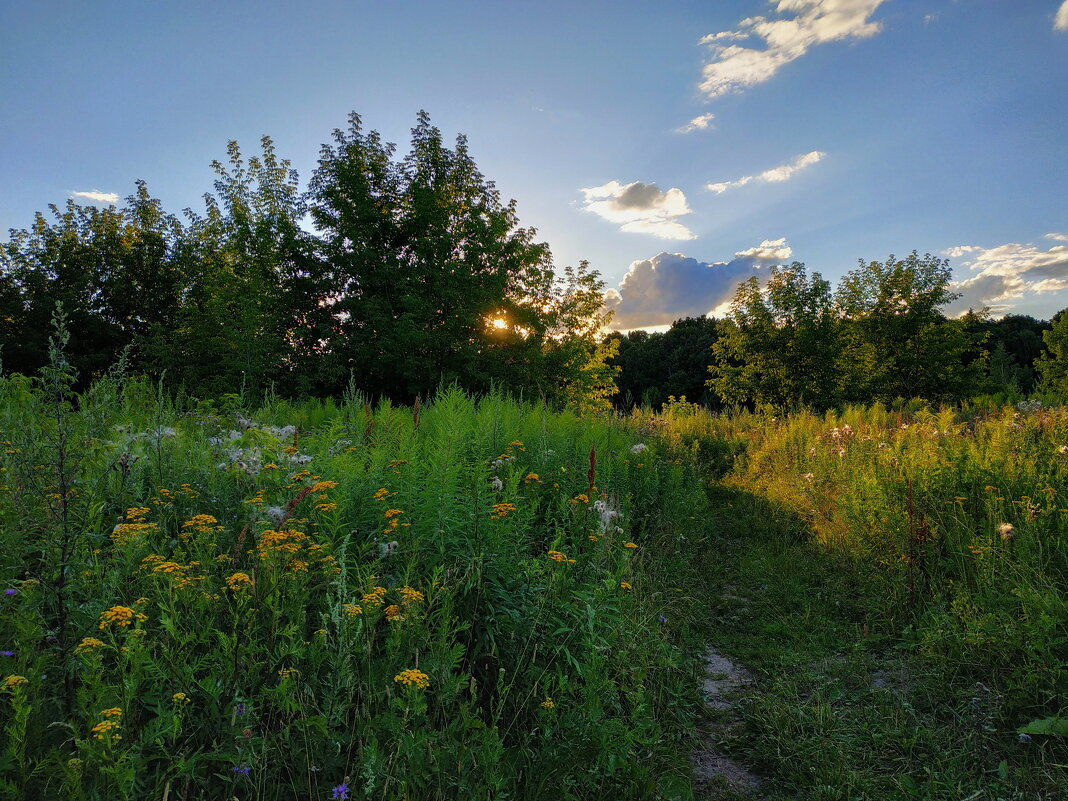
[654,398,1068,799]
[4,342,1068,800]
[0,358,713,801]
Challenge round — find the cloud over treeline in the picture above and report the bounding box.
[944,238,1068,316]
[603,238,794,329]
[70,189,119,204]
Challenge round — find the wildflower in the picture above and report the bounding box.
[235,702,247,716]
[3,675,28,689]
[570,494,589,504]
[630,443,647,455]
[1058,445,1068,456]
[226,572,254,591]
[77,637,105,651]
[3,589,15,597]
[384,604,402,620]
[100,707,122,719]
[658,615,667,623]
[393,669,430,690]
[384,509,404,519]
[540,697,555,709]
[0,651,13,657]
[524,473,541,483]
[998,523,1015,541]
[547,550,567,563]
[98,605,138,629]
[376,540,399,559]
[278,667,300,680]
[314,502,338,512]
[332,784,351,800]
[373,487,391,500]
[398,586,424,605]
[232,765,251,776]
[588,534,599,542]
[343,603,363,617]
[489,476,503,492]
[620,581,632,591]
[623,542,638,550]
[172,692,189,703]
[262,463,279,470]
[90,719,121,740]
[490,502,517,520]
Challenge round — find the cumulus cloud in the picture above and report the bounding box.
[706,150,825,194]
[71,190,119,204]
[603,238,794,329]
[944,241,1068,316]
[675,112,716,134]
[698,0,889,98]
[580,180,697,240]
[1056,1,1068,31]
[1044,232,1068,242]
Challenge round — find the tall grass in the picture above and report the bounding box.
[662,401,1068,760]
[0,358,711,799]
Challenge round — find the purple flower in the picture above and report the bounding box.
[0,651,13,657]
[331,784,350,799]
[232,765,250,776]
[235,702,246,716]
[4,589,15,597]
[658,615,667,624]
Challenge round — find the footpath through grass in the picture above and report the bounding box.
[680,402,1068,801]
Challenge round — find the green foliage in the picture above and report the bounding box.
[701,252,991,411]
[607,317,720,411]
[656,402,1068,799]
[1035,311,1068,397]
[709,263,839,410]
[835,252,988,403]
[0,364,710,799]
[0,112,614,409]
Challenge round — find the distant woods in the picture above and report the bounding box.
[609,256,1065,411]
[2,111,1066,411]
[0,112,616,409]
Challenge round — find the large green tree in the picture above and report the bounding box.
[0,184,185,384]
[708,263,839,410]
[835,252,987,403]
[1035,309,1068,397]
[307,111,612,405]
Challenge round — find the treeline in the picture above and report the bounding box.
[0,112,616,408]
[608,255,1068,411]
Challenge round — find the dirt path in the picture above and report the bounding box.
[691,644,764,799]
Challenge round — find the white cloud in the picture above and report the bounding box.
[944,240,1068,316]
[603,239,794,329]
[706,150,825,194]
[698,1,890,98]
[675,112,716,134]
[580,180,697,240]
[1056,1,1068,31]
[71,189,119,204]
[1044,232,1068,241]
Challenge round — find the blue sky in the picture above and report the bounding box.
[2,0,1067,328]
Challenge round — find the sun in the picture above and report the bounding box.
[491,317,507,330]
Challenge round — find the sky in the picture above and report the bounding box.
[2,0,1067,330]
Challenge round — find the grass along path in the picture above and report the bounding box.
[687,480,1062,801]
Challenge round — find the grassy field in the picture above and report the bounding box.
[0,366,714,800]
[654,399,1068,800]
[3,350,1068,800]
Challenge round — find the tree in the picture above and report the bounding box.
[0,186,185,385]
[1035,309,1068,397]
[835,252,986,403]
[708,263,839,409]
[307,111,611,405]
